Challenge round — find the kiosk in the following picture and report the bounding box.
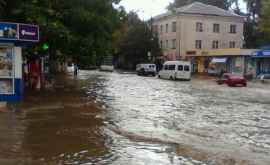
[0,22,39,103]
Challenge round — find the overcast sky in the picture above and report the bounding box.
[119,0,246,20]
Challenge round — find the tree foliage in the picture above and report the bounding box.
[0,0,122,68]
[243,0,265,48]
[244,0,261,21]
[259,0,270,42]
[116,12,161,69]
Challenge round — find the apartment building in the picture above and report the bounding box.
[152,2,245,61]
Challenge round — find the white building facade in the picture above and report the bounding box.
[152,2,245,61]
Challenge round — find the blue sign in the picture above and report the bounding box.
[252,50,270,58]
[0,22,39,43]
[0,22,18,40]
[19,24,39,42]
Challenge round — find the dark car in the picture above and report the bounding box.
[217,73,247,87]
[136,64,156,76]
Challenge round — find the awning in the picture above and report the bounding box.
[211,57,227,63]
[252,50,270,58]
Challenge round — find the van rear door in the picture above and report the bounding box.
[183,65,191,79]
[176,64,184,79]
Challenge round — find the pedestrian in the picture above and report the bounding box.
[23,60,29,88]
[29,59,40,90]
[74,64,78,76]
[219,68,225,78]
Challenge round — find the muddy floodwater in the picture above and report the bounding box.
[0,70,270,165]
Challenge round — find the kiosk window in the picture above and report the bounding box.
[178,65,183,71]
[0,47,13,77]
[0,47,14,94]
[184,66,190,71]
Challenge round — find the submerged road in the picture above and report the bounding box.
[0,70,270,165]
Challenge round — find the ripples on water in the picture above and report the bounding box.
[1,71,270,165]
[84,71,270,165]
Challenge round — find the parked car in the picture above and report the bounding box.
[217,73,247,87]
[136,64,156,76]
[158,61,191,81]
[100,65,114,72]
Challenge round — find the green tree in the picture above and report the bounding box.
[0,0,6,17]
[1,0,122,69]
[243,0,264,48]
[117,12,161,69]
[259,0,270,42]
[244,0,261,21]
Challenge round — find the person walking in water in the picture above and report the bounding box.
[74,64,78,76]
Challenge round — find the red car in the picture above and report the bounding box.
[217,73,247,87]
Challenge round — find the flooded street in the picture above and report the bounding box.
[1,70,270,165]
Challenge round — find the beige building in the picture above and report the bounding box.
[152,2,245,61]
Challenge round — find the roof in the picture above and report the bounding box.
[154,2,243,20]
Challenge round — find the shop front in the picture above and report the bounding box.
[252,49,270,77]
[186,49,256,76]
[0,22,39,102]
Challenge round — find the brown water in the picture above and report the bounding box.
[0,71,270,165]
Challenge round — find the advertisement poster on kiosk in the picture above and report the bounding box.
[0,23,18,40]
[0,47,14,94]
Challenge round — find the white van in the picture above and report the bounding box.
[158,61,191,80]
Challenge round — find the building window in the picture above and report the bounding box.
[229,41,236,48]
[172,22,177,32]
[166,24,168,33]
[166,40,169,48]
[172,39,176,49]
[160,25,163,34]
[195,40,202,49]
[196,22,203,32]
[212,40,219,49]
[178,65,183,71]
[230,24,236,33]
[160,41,163,49]
[213,24,220,33]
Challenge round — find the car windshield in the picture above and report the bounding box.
[230,75,244,79]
